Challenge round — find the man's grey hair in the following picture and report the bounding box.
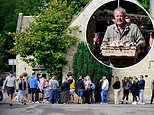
[114,7,126,16]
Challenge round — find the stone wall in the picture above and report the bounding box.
[150,0,154,19]
[16,13,34,77]
[69,0,154,102]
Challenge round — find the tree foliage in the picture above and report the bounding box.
[13,0,80,76]
[0,0,47,73]
[0,35,8,73]
[138,0,150,11]
[72,41,112,83]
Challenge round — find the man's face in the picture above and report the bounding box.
[102,76,106,81]
[139,76,143,80]
[68,76,72,80]
[9,73,13,77]
[114,11,125,27]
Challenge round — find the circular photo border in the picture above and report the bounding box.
[86,0,154,69]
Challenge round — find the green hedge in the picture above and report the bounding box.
[72,41,112,84]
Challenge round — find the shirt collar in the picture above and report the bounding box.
[113,22,130,33]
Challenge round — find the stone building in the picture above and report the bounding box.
[150,0,154,19]
[16,13,33,77]
[16,0,154,102]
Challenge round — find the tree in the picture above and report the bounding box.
[0,0,47,72]
[72,41,112,101]
[0,35,8,73]
[72,41,112,83]
[12,1,80,77]
[138,0,150,11]
[67,0,90,7]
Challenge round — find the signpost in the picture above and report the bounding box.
[8,59,16,72]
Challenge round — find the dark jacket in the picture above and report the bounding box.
[131,82,139,93]
[19,79,26,90]
[61,81,70,91]
[112,81,121,89]
[122,81,131,90]
[138,79,145,90]
[76,79,84,90]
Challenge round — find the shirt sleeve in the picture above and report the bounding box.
[102,81,107,90]
[14,77,18,90]
[101,27,110,47]
[57,81,59,87]
[135,25,145,47]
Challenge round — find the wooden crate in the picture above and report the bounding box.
[101,49,137,57]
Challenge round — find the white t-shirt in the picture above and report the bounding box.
[102,79,109,90]
[3,75,17,88]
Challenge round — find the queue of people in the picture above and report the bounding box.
[60,73,95,104]
[1,71,154,106]
[112,75,145,105]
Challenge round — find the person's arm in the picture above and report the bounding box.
[38,81,41,90]
[118,81,121,89]
[102,81,107,90]
[17,79,20,90]
[61,82,65,91]
[103,27,110,43]
[151,80,154,90]
[48,79,52,87]
[149,32,153,48]
[24,77,28,89]
[112,82,116,89]
[143,80,145,88]
[100,27,110,49]
[14,77,18,90]
[28,78,30,86]
[35,78,38,88]
[57,80,59,87]
[135,25,145,48]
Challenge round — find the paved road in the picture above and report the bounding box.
[0,102,154,115]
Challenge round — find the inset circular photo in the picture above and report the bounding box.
[86,0,153,68]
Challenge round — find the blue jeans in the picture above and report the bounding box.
[101,90,108,103]
[140,89,144,103]
[50,89,58,103]
[77,89,84,97]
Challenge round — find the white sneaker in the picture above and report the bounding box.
[132,101,137,105]
[42,100,46,103]
[46,101,49,103]
[35,101,39,104]
[142,102,145,105]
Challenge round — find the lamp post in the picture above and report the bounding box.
[118,0,120,7]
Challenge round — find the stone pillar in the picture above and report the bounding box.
[150,0,154,19]
[16,13,23,32]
